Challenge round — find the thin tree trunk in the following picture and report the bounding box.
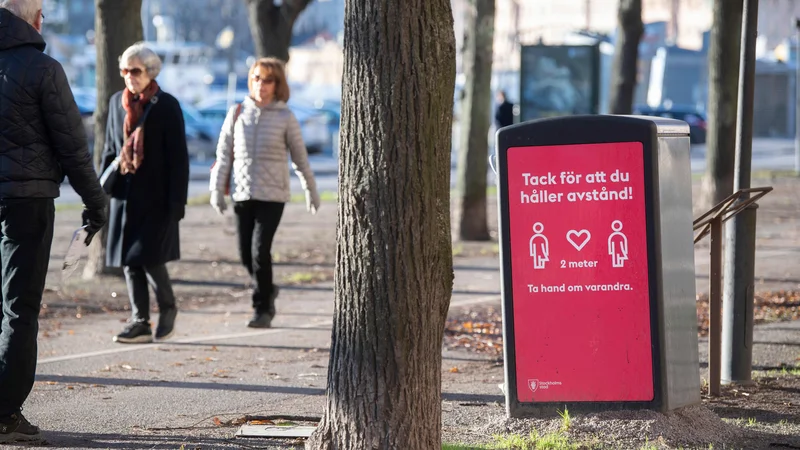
[306,0,456,448]
[245,0,313,61]
[608,0,643,115]
[85,0,142,278]
[699,0,743,210]
[456,0,494,241]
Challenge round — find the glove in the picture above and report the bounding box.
[210,190,227,215]
[306,190,320,215]
[81,207,107,246]
[170,204,185,222]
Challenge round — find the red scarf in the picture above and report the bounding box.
[120,80,160,175]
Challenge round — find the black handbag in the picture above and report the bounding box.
[100,93,159,194]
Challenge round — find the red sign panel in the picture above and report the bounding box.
[505,142,653,403]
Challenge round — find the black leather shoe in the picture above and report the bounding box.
[247,312,272,328]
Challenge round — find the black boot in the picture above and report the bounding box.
[247,311,272,328]
[156,307,177,341]
[247,286,279,328]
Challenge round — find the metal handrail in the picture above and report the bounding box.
[693,187,773,244]
[691,186,772,397]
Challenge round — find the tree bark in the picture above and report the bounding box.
[699,0,743,210]
[305,0,456,448]
[608,0,643,115]
[456,0,494,241]
[85,0,143,279]
[245,0,313,61]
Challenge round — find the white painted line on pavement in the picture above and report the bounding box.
[38,320,332,365]
[37,294,500,365]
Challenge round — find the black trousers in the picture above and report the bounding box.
[0,199,54,416]
[124,264,176,322]
[233,200,285,315]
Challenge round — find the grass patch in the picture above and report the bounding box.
[753,366,800,378]
[289,191,338,203]
[445,430,580,450]
[751,169,798,179]
[280,271,332,285]
[492,430,577,449]
[557,407,571,432]
[55,202,84,212]
[187,191,339,207]
[187,193,211,206]
[442,443,491,450]
[692,169,799,181]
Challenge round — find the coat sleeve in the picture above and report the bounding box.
[40,61,106,210]
[285,111,317,194]
[209,105,237,193]
[100,94,119,173]
[164,97,189,211]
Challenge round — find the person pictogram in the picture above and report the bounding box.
[530,222,549,269]
[608,220,628,268]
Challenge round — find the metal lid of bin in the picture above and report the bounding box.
[622,115,691,136]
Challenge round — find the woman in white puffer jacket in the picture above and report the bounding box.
[209,57,320,329]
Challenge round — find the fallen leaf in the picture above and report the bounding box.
[449,367,459,373]
[249,419,275,425]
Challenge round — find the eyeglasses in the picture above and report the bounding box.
[40,13,45,22]
[120,67,144,77]
[251,74,276,84]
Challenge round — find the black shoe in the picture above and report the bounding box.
[0,412,42,443]
[247,312,272,328]
[155,308,177,341]
[270,285,280,303]
[113,321,153,343]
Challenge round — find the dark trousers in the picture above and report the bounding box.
[233,200,285,315]
[0,199,54,416]
[124,264,176,322]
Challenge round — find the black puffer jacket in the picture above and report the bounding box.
[0,8,105,209]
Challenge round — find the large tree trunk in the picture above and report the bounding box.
[245,0,313,61]
[699,0,743,210]
[608,0,643,114]
[305,0,456,448]
[85,0,143,279]
[456,0,495,241]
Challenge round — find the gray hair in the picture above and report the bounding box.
[119,42,162,79]
[0,0,43,24]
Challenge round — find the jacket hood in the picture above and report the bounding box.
[0,8,45,52]
[243,96,288,110]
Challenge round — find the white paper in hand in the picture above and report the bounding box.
[62,226,89,283]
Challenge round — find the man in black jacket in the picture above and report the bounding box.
[0,1,107,443]
[494,90,515,129]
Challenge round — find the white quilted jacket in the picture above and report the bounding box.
[209,97,317,203]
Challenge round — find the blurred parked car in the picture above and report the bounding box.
[194,97,340,155]
[633,105,707,144]
[69,88,218,160]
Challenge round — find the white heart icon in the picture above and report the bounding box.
[566,230,591,251]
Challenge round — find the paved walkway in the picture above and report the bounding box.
[20,182,800,448]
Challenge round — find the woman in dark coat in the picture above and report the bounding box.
[100,42,189,344]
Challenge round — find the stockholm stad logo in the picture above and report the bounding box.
[528,379,539,392]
